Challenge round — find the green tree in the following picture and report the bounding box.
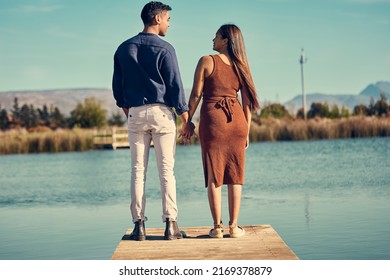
[29,105,39,128]
[366,93,389,116]
[108,110,126,126]
[367,97,376,116]
[260,103,291,119]
[69,97,107,128]
[373,92,389,116]
[50,106,67,128]
[307,102,330,119]
[18,103,38,128]
[38,104,50,126]
[11,97,21,126]
[19,104,31,128]
[0,104,10,130]
[296,108,304,119]
[340,106,350,118]
[353,104,368,116]
[329,104,340,119]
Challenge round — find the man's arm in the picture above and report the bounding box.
[160,50,189,115]
[112,52,126,108]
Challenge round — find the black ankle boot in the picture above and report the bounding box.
[129,219,146,241]
[164,218,183,240]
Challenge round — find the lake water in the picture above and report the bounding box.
[0,138,389,260]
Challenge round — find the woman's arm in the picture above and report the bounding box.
[241,86,252,148]
[187,56,212,121]
[181,56,212,140]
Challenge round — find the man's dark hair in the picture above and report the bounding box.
[141,1,172,25]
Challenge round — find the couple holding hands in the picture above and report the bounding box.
[112,1,260,241]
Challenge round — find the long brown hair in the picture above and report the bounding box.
[218,24,260,111]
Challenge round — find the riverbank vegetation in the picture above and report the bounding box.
[249,116,390,142]
[247,93,390,141]
[182,93,390,144]
[1,94,389,155]
[0,128,93,155]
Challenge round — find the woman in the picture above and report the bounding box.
[182,24,260,238]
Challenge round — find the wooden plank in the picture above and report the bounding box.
[111,225,299,260]
[93,126,129,150]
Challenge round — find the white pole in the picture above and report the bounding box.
[299,48,307,119]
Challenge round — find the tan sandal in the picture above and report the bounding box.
[209,223,224,238]
[229,225,245,238]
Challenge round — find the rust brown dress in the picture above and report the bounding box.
[199,55,248,187]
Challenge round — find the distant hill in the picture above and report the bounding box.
[1,81,389,116]
[0,88,118,116]
[359,81,390,99]
[284,81,390,113]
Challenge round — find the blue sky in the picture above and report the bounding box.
[0,0,389,102]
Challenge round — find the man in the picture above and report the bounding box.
[112,1,189,241]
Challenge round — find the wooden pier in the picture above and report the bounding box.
[111,224,299,260]
[93,126,129,150]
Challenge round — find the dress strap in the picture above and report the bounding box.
[209,55,216,77]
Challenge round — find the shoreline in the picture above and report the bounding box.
[1,116,390,155]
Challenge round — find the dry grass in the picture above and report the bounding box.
[249,116,390,142]
[179,116,390,145]
[2,116,389,154]
[0,128,94,155]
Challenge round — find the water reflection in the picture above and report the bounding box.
[0,138,389,259]
[304,192,311,226]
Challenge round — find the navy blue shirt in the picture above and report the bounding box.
[112,33,188,115]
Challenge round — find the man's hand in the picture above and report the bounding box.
[180,121,196,144]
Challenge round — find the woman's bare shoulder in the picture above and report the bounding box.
[194,55,214,78]
[197,55,214,69]
[199,55,213,63]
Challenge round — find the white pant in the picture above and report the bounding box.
[127,104,178,223]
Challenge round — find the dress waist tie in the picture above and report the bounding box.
[204,96,237,123]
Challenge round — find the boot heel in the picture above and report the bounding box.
[129,219,146,241]
[164,218,184,240]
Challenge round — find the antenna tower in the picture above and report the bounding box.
[299,48,307,119]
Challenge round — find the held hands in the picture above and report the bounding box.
[180,121,197,145]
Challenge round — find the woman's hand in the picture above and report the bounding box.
[180,121,196,144]
[245,135,249,149]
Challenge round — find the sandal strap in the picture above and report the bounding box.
[214,221,223,229]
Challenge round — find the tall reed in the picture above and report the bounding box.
[250,116,390,142]
[0,128,94,155]
[180,116,390,145]
[2,116,389,155]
